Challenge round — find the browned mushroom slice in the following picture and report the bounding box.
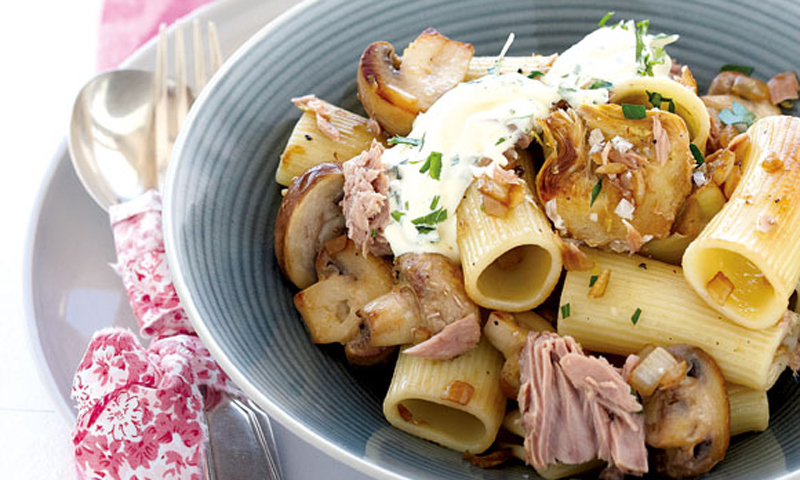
[344,322,397,366]
[707,71,770,102]
[358,285,422,347]
[643,345,730,479]
[294,235,392,344]
[274,162,345,289]
[357,28,474,136]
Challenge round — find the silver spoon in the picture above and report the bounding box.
[68,68,283,479]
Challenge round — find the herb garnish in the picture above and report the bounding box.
[391,210,405,222]
[430,195,441,210]
[590,178,602,206]
[631,307,642,325]
[589,79,614,90]
[598,11,615,27]
[419,151,443,180]
[589,275,599,287]
[646,90,676,113]
[622,103,647,120]
[371,229,378,238]
[634,20,670,76]
[719,101,756,127]
[411,208,448,234]
[690,144,705,167]
[720,64,754,76]
[495,137,506,146]
[561,303,571,319]
[527,70,544,79]
[388,136,421,147]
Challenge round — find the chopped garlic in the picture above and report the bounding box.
[611,136,633,153]
[692,170,708,186]
[614,198,635,220]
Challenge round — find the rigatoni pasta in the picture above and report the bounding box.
[457,180,562,312]
[383,340,506,453]
[557,248,800,390]
[683,116,800,329]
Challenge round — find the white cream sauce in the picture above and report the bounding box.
[380,23,678,261]
[382,73,559,260]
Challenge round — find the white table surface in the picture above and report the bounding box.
[0,1,371,478]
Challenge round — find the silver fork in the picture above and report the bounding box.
[154,21,284,480]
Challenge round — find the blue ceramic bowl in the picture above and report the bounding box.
[164,0,800,478]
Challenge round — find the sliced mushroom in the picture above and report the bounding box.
[643,345,730,479]
[294,235,392,344]
[344,322,397,366]
[275,162,345,289]
[357,28,474,136]
[708,71,770,102]
[358,285,422,347]
[394,253,480,335]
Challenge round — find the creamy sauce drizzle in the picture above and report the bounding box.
[381,24,678,261]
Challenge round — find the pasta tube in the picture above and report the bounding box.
[457,181,562,312]
[383,339,505,453]
[558,248,800,390]
[683,116,800,329]
[275,103,378,186]
[727,383,769,436]
[611,76,710,153]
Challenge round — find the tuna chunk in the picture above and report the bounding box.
[291,94,341,140]
[342,141,392,256]
[518,332,647,476]
[403,314,480,360]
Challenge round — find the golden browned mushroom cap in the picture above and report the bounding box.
[274,163,345,289]
[294,235,393,344]
[708,71,770,102]
[357,28,474,137]
[643,345,730,479]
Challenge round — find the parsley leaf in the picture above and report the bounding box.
[391,210,405,222]
[589,275,599,287]
[598,11,615,27]
[411,208,448,233]
[589,79,614,90]
[590,178,602,206]
[622,103,647,120]
[719,101,756,127]
[690,144,705,167]
[419,151,443,180]
[430,195,440,210]
[631,307,642,325]
[720,64,754,75]
[561,303,571,319]
[371,229,378,238]
[387,136,421,147]
[495,137,505,146]
[634,20,649,74]
[646,90,676,113]
[527,70,544,79]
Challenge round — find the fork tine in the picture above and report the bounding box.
[153,23,170,188]
[174,21,190,128]
[193,19,207,91]
[208,21,223,75]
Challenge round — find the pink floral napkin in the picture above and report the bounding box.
[71,192,237,479]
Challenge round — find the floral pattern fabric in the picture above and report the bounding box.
[72,191,236,479]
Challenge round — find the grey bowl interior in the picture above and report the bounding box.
[164,0,800,478]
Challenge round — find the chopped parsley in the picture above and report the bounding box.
[495,137,506,146]
[631,307,642,325]
[690,144,705,167]
[598,11,615,27]
[590,178,602,206]
[719,101,756,128]
[589,79,614,90]
[589,275,599,287]
[561,303,571,319]
[430,195,440,210]
[391,210,405,222]
[634,20,669,76]
[527,70,544,79]
[646,90,676,113]
[371,229,378,238]
[634,20,649,73]
[622,103,647,120]
[411,207,448,233]
[387,136,421,147]
[419,151,443,180]
[720,64,754,76]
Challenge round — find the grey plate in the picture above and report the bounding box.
[164,0,800,479]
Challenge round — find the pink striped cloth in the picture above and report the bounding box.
[98,0,216,70]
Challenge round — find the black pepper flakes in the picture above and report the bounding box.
[638,262,647,270]
[305,134,312,141]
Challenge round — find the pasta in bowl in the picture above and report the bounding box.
[162,0,800,476]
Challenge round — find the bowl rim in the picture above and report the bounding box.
[162,0,408,478]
